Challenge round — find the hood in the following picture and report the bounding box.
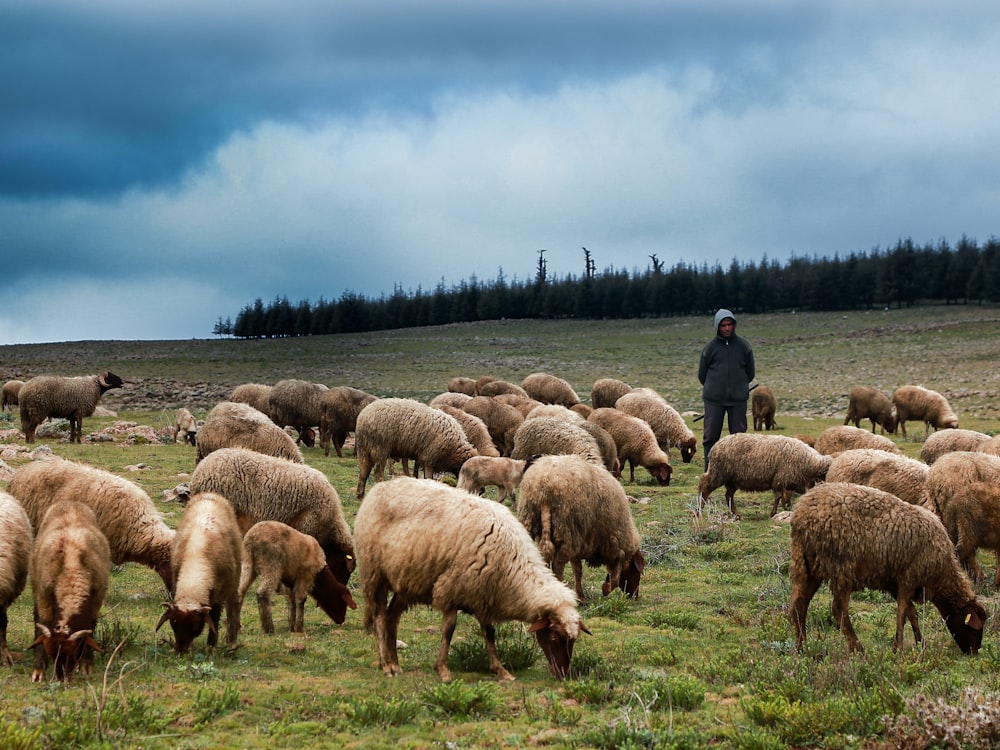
[713,309,736,334]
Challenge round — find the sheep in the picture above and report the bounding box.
[814,425,902,456]
[30,500,110,682]
[751,385,777,431]
[187,447,357,614]
[919,428,992,465]
[435,404,501,458]
[615,390,698,464]
[173,407,199,445]
[697,432,831,518]
[354,398,478,499]
[1,379,24,412]
[517,454,645,601]
[268,379,328,447]
[521,372,581,407]
[892,385,959,438]
[318,386,379,458]
[157,492,242,654]
[789,482,987,655]
[924,450,1000,519]
[238,521,357,634]
[937,481,1000,588]
[195,400,304,464]
[7,458,175,593]
[0,492,31,666]
[510,417,607,470]
[354,476,588,681]
[844,385,897,434]
[446,376,478,395]
[477,379,530,399]
[590,378,633,409]
[570,403,593,419]
[975,434,1000,458]
[229,382,273,417]
[525,403,585,423]
[462,396,525,455]
[428,391,472,410]
[492,392,542,417]
[457,456,530,504]
[587,407,673,485]
[825,448,930,507]
[19,371,124,443]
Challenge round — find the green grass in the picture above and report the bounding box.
[3,304,1000,748]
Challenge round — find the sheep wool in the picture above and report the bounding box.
[462,396,525,456]
[790,482,986,655]
[1,379,24,412]
[354,476,586,681]
[844,385,897,434]
[195,400,304,464]
[268,379,329,446]
[0,491,32,666]
[924,450,1000,519]
[521,372,582,407]
[615,390,698,464]
[318,386,379,457]
[229,383,273,417]
[891,385,959,438]
[825,448,930,507]
[814,425,902,456]
[590,378,633,409]
[435,404,501,459]
[919,428,992,465]
[510,416,606,469]
[19,372,123,443]
[587,407,673,485]
[446,376,478,396]
[940,481,1000,587]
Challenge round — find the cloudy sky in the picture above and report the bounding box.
[2,1,998,343]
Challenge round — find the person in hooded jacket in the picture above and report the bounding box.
[698,308,755,470]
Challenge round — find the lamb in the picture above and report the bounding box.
[173,407,199,445]
[187,447,357,613]
[697,432,831,518]
[354,476,588,681]
[924,450,1000,519]
[892,385,959,438]
[446,376,478,395]
[521,372,582,407]
[919,428,992,465]
[615,390,698,464]
[510,417,607,471]
[940,482,1000,587]
[789,482,987,655]
[8,458,175,593]
[157,492,242,654]
[238,521,357,634]
[195,400,304,464]
[354,398,478,499]
[0,492,31,666]
[590,378,633,409]
[517,454,645,601]
[1,379,23,411]
[844,385,897,434]
[457,456,530,504]
[19,371,124,443]
[462,396,525,455]
[751,385,777,431]
[814,425,902,456]
[318,386,379,457]
[268,379,329,447]
[30,500,110,682]
[587,407,673,485]
[435,404,501,458]
[825,448,930,507]
[229,383,273,417]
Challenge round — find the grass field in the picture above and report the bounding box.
[3,304,1000,749]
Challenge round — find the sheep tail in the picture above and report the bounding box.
[538,504,555,563]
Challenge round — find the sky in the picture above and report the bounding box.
[2,0,999,343]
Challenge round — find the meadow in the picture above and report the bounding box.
[3,305,1000,749]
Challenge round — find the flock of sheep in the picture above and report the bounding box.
[0,370,997,682]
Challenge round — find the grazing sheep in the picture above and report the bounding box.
[268,379,328,447]
[789,482,987,654]
[526,403,585,423]
[318,386,379,458]
[924,451,1000,519]
[521,372,582,407]
[814,425,902,456]
[174,407,199,445]
[751,385,777,431]
[518,454,645,600]
[1,379,24,412]
[587,407,673,485]
[940,482,1000,587]
[825,448,930,507]
[844,385,897,434]
[435,404,501,458]
[477,379,530,399]
[354,476,587,681]
[698,433,831,518]
[195,401,304,464]
[354,398,478,499]
[591,378,633,409]
[615,391,698,464]
[919,428,992,465]
[446,376,478,396]
[462,396,525,455]
[8,458,175,593]
[510,417,607,470]
[428,391,472,410]
[238,521,357,634]
[975,434,1000,458]
[30,500,110,682]
[229,383,273,417]
[157,492,242,654]
[19,372,124,443]
[0,492,31,666]
[187,448,356,608]
[457,456,530,504]
[892,385,959,438]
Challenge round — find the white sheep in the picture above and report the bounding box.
[19,372,124,443]
[698,432,831,518]
[0,492,32,666]
[8,458,175,593]
[268,379,329,447]
[457,455,530,504]
[919,428,992,465]
[891,385,959,438]
[521,372,582,407]
[825,448,930,507]
[229,383,273,417]
[238,521,357,633]
[195,400,304,464]
[614,390,698,464]
[157,492,242,654]
[813,425,902,456]
[30,500,111,682]
[318,386,379,457]
[790,482,987,654]
[1,379,24,412]
[587,407,673,485]
[354,476,587,681]
[517,454,645,600]
[510,416,607,470]
[844,385,897,434]
[173,407,199,445]
[590,378,633,409]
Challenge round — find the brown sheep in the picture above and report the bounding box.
[521,372,582,407]
[587,407,672,485]
[590,378,633,409]
[814,425,902,456]
[891,385,958,438]
[19,372,124,443]
[1,380,24,412]
[825,448,929,507]
[229,383,273,417]
[615,390,698,464]
[195,401,304,464]
[268,379,328,447]
[318,386,378,457]
[751,385,777,431]
[920,428,992,465]
[0,492,32,666]
[462,396,525,456]
[844,385,897,434]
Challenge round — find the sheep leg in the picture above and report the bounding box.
[256,583,276,634]
[789,570,821,651]
[830,585,863,654]
[725,486,740,520]
[225,597,241,646]
[207,604,223,649]
[370,587,399,675]
[290,580,311,632]
[570,559,585,601]
[0,620,11,666]
[356,455,374,500]
[31,641,48,682]
[902,601,922,646]
[433,609,458,681]
[894,595,921,650]
[479,621,515,681]
[380,593,408,676]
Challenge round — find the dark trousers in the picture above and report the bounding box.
[702,401,748,470]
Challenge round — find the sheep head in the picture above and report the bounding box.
[603,551,646,599]
[650,461,672,486]
[943,599,988,655]
[30,624,102,683]
[98,372,124,392]
[310,565,358,624]
[157,603,215,654]
[679,437,698,464]
[528,612,591,679]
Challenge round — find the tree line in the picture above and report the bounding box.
[214,235,1000,339]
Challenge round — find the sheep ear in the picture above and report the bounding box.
[155,605,173,632]
[580,621,593,636]
[342,589,358,610]
[528,617,550,633]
